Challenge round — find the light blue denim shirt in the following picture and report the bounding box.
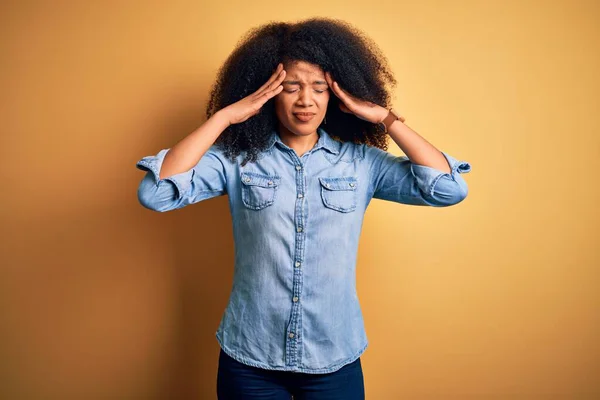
[136,127,471,374]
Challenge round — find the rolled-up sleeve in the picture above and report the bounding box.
[135,145,227,212]
[366,145,471,207]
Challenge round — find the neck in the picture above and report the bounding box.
[277,123,319,157]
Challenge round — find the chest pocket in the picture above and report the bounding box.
[318,176,358,213]
[241,172,280,210]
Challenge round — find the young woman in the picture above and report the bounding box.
[136,17,471,400]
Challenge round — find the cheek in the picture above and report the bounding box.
[274,96,292,113]
[273,97,284,113]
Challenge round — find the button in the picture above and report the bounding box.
[295,261,301,267]
[297,193,303,198]
[289,332,295,338]
[325,183,330,188]
[349,182,355,187]
[296,165,302,171]
[244,177,251,182]
[293,296,299,302]
[296,226,303,233]
[268,180,273,185]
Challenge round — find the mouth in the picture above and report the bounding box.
[293,113,316,122]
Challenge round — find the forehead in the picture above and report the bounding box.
[283,60,325,79]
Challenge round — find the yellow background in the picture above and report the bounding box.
[1,0,598,398]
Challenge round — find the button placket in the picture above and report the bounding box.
[286,161,306,365]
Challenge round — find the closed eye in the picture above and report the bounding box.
[284,89,326,94]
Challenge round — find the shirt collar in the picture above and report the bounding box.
[266,126,340,155]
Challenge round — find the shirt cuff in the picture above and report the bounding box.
[135,149,194,199]
[410,151,471,198]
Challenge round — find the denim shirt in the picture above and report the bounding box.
[136,127,471,374]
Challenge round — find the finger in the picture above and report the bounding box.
[256,83,284,107]
[326,73,352,112]
[325,72,335,94]
[326,72,347,104]
[253,63,281,96]
[339,103,352,113]
[254,64,284,96]
[254,64,282,95]
[332,81,350,101]
[255,68,285,99]
[330,81,356,112]
[326,74,344,99]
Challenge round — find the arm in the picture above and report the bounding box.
[386,115,452,174]
[367,111,471,207]
[158,109,231,180]
[135,110,231,212]
[136,62,288,212]
[367,145,471,207]
[322,72,471,206]
[379,116,471,206]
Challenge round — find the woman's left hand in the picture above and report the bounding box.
[325,71,388,124]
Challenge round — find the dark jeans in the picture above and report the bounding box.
[217,348,365,399]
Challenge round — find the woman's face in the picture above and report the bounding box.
[274,60,330,137]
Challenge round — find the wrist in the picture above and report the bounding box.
[378,107,405,133]
[376,106,389,123]
[214,109,232,128]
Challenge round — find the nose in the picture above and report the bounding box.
[296,87,314,107]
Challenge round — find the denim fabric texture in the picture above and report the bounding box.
[136,127,471,374]
[217,347,365,399]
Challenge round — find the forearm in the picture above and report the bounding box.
[159,110,231,180]
[385,118,451,174]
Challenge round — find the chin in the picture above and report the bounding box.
[285,122,318,136]
[293,127,317,135]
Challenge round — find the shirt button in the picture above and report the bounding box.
[297,226,303,233]
[244,177,251,183]
[295,165,302,171]
[293,296,299,302]
[289,332,295,338]
[268,180,273,185]
[349,182,355,187]
[295,261,301,267]
[297,193,303,198]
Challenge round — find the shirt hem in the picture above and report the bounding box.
[215,330,368,374]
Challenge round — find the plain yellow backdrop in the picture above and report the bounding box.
[1,1,598,399]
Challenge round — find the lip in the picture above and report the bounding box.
[293,113,316,122]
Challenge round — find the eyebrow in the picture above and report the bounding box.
[282,80,328,86]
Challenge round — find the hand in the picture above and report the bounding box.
[325,71,388,124]
[222,63,286,125]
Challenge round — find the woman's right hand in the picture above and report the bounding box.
[221,63,286,126]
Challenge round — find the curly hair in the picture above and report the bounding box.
[206,17,397,166]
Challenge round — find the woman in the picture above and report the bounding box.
[136,17,471,400]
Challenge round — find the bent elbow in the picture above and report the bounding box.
[137,183,165,212]
[451,183,469,206]
[430,175,469,207]
[137,175,178,212]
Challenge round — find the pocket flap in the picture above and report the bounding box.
[319,176,357,191]
[241,172,280,188]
